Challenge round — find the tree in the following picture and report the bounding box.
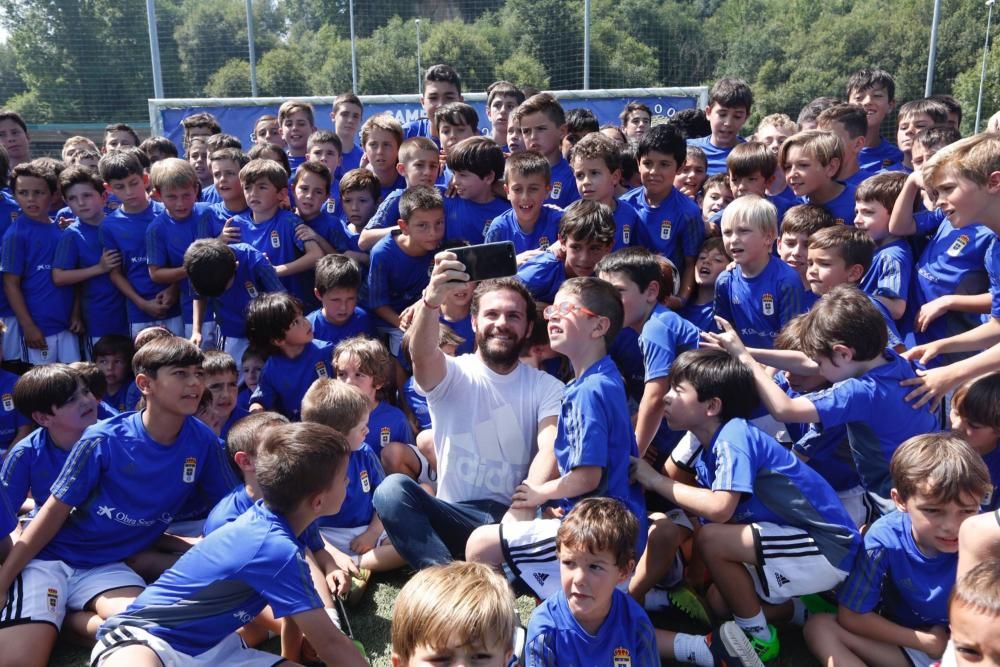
[204,59,252,98]
[258,48,311,97]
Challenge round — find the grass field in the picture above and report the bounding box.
[48,569,821,667]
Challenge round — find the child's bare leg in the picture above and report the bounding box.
[629,513,688,603]
[696,523,762,619]
[803,613,910,667]
[0,624,57,667]
[98,644,166,667]
[125,549,181,582]
[359,542,407,572]
[465,524,504,566]
[380,442,421,478]
[281,615,305,663]
[63,585,143,644]
[416,428,437,471]
[239,606,280,647]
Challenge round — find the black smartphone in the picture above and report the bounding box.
[451,241,518,282]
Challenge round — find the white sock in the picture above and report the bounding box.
[790,597,808,626]
[673,633,714,666]
[734,610,770,641]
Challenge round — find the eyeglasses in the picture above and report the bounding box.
[543,302,601,320]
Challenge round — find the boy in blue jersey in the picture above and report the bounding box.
[237,346,264,411]
[562,108,599,160]
[185,137,213,191]
[950,375,1000,512]
[0,336,238,665]
[92,335,134,413]
[1,365,98,519]
[513,93,580,208]
[52,166,129,347]
[780,130,857,224]
[434,102,479,187]
[896,99,949,172]
[444,136,509,244]
[714,195,807,349]
[302,378,406,579]
[817,104,877,188]
[367,185,444,354]
[854,172,913,320]
[93,421,367,667]
[517,199,615,305]
[403,63,464,142]
[200,351,248,439]
[2,161,80,364]
[720,284,939,516]
[485,150,563,260]
[775,204,836,292]
[245,292,333,421]
[623,123,704,306]
[306,130,343,194]
[688,78,753,175]
[486,80,525,149]
[847,68,904,171]
[363,113,407,202]
[331,93,364,180]
[231,158,323,301]
[727,141,795,226]
[208,147,249,219]
[340,168,381,260]
[99,150,181,337]
[357,136,440,251]
[526,498,658,667]
[184,238,283,367]
[0,325,32,453]
[293,160,348,256]
[146,158,220,348]
[571,132,641,251]
[681,236,729,333]
[391,561,515,667]
[700,173,734,235]
[467,277,647,602]
[277,100,316,173]
[308,254,372,346]
[805,434,989,667]
[630,348,862,666]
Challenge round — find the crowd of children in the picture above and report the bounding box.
[0,60,999,667]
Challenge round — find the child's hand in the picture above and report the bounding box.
[294,224,320,244]
[326,569,350,598]
[629,456,663,489]
[190,328,203,349]
[915,296,951,333]
[218,218,241,243]
[349,531,377,555]
[23,323,47,350]
[515,248,544,266]
[917,625,949,658]
[702,317,748,358]
[901,341,942,366]
[398,304,417,332]
[329,548,360,576]
[546,240,565,260]
[99,249,122,272]
[901,365,957,410]
[139,298,170,319]
[511,481,546,510]
[68,313,85,335]
[156,286,178,309]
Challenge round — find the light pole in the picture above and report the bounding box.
[976,0,997,132]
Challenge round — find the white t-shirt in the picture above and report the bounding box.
[419,355,564,505]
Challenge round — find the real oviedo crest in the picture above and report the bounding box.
[762,292,775,316]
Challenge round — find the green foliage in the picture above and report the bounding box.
[204,59,253,98]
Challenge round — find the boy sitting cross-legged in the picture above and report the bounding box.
[630,348,863,666]
[92,422,368,667]
[804,434,990,667]
[525,497,659,666]
[0,336,239,667]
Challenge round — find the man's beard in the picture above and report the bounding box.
[477,327,525,368]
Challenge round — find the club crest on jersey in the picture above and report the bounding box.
[539,236,551,250]
[270,230,281,249]
[315,362,328,378]
[660,220,672,240]
[483,219,494,236]
[613,647,632,667]
[882,158,894,168]
[245,281,258,298]
[622,224,631,245]
[326,199,336,214]
[360,470,370,493]
[762,293,775,316]
[551,181,563,199]
[47,588,58,612]
[183,457,197,483]
[835,218,846,225]
[380,426,391,447]
[947,234,969,257]
[1,393,13,412]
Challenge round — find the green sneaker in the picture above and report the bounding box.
[667,583,712,628]
[747,624,780,663]
[800,593,837,615]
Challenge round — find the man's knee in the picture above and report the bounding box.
[373,473,422,516]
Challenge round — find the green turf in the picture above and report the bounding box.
[48,571,821,666]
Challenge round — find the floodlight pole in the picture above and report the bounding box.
[145,0,164,99]
[246,0,259,97]
[583,0,591,90]
[416,19,422,94]
[349,0,358,92]
[976,0,996,132]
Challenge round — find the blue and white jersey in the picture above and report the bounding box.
[250,339,334,421]
[367,233,435,318]
[688,135,745,176]
[546,158,581,209]
[800,183,857,226]
[365,400,413,458]
[228,208,310,300]
[444,196,511,245]
[319,444,385,529]
[623,185,703,270]
[485,205,563,255]
[517,252,567,305]
[860,239,912,302]
[307,306,373,348]
[713,255,807,349]
[0,427,72,512]
[0,369,28,452]
[147,202,218,324]
[0,214,74,334]
[53,220,129,337]
[610,197,641,251]
[207,243,283,338]
[858,137,904,173]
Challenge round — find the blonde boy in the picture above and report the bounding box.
[779,130,855,224]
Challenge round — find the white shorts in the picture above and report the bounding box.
[0,559,145,629]
[500,518,562,600]
[375,324,403,357]
[92,624,282,667]
[2,316,22,362]
[320,525,388,557]
[670,432,703,471]
[25,330,81,365]
[130,316,183,339]
[408,443,436,485]
[744,522,848,604]
[838,485,881,529]
[184,323,219,351]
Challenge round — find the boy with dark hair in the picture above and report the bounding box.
[949,374,1000,512]
[199,350,246,438]
[688,77,754,175]
[292,160,349,257]
[186,137,213,189]
[726,140,793,226]
[103,124,139,153]
[253,115,282,146]
[1,365,98,518]
[340,167,382,255]
[485,81,525,149]
[445,136,509,244]
[622,123,704,306]
[681,236,729,332]
[525,498,658,666]
[513,93,580,208]
[230,158,323,301]
[308,254,372,346]
[676,145,709,199]
[237,346,265,411]
[404,63,464,142]
[367,185,444,351]
[0,337,238,665]
[278,100,317,172]
[3,161,80,364]
[562,107,599,160]
[180,112,221,153]
[817,103,875,187]
[700,172,734,233]
[896,98,950,172]
[184,238,283,367]
[854,171,912,320]
[246,292,333,421]
[847,68,903,171]
[467,277,647,603]
[805,434,990,667]
[99,150,181,337]
[928,93,962,129]
[53,166,130,346]
[92,335,134,413]
[331,93,364,178]
[0,109,31,167]
[631,347,862,665]
[138,136,179,163]
[570,132,641,251]
[434,102,479,167]
[517,200,616,304]
[776,203,836,290]
[620,101,653,144]
[485,150,563,259]
[362,113,407,201]
[306,129,343,184]
[92,422,367,667]
[208,147,250,219]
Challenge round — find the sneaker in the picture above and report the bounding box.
[800,592,837,615]
[643,587,672,612]
[706,622,766,667]
[668,583,712,627]
[346,568,371,607]
[747,624,780,663]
